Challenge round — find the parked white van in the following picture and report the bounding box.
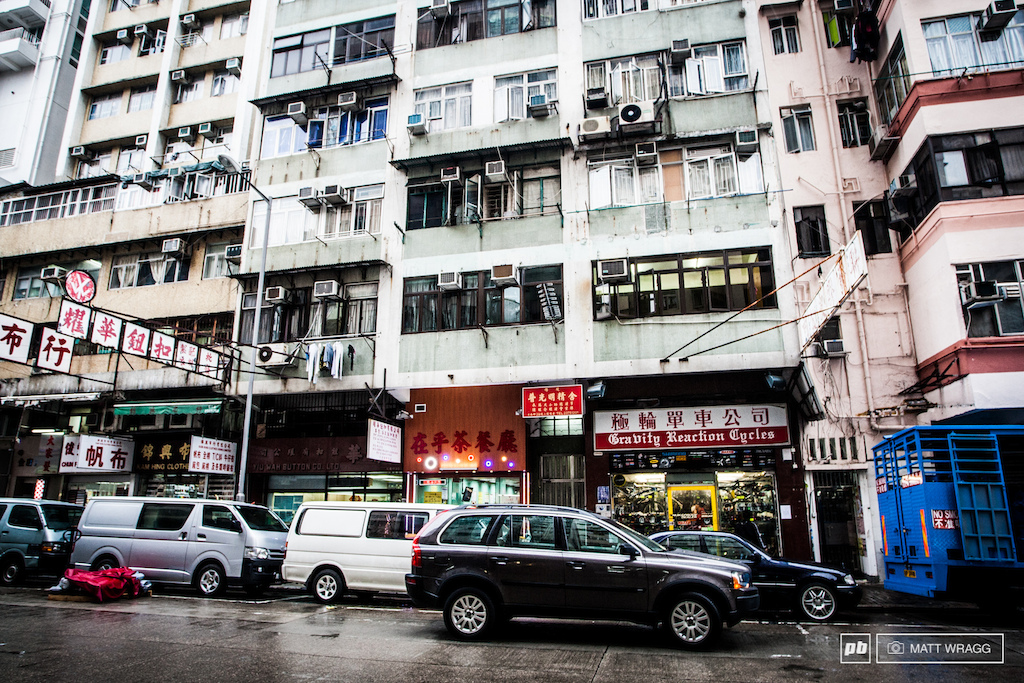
[71,497,288,596]
[283,501,451,603]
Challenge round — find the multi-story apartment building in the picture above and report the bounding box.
[0,0,89,185]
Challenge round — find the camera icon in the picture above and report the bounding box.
[887,641,905,656]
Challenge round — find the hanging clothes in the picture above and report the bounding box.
[321,343,335,376]
[331,341,345,378]
[853,9,880,63]
[305,343,321,383]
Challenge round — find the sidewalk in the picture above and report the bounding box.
[857,581,976,611]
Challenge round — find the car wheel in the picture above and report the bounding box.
[798,582,838,621]
[443,587,497,640]
[1,556,23,585]
[91,555,118,572]
[664,592,721,649]
[194,562,227,597]
[310,568,344,604]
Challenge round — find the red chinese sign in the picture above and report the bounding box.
[149,331,176,364]
[37,329,75,374]
[121,322,150,357]
[593,404,790,451]
[90,311,123,349]
[522,384,583,417]
[58,300,91,339]
[64,270,96,303]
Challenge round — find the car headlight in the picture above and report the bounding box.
[843,574,856,586]
[41,542,65,554]
[244,546,270,560]
[732,571,751,590]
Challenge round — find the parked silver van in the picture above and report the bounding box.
[71,497,288,596]
[283,501,451,603]
[0,498,84,585]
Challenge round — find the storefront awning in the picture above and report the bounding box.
[113,400,223,416]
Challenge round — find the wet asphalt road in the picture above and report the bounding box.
[0,582,1020,682]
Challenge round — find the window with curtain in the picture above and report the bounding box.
[414,83,472,131]
[874,36,910,125]
[583,0,650,20]
[769,16,800,55]
[685,146,739,199]
[128,84,156,112]
[110,252,189,289]
[322,185,384,238]
[588,158,661,208]
[782,107,816,153]
[306,97,389,148]
[260,116,309,159]
[494,69,557,121]
[417,0,555,48]
[251,197,318,247]
[88,92,121,120]
[923,12,1024,77]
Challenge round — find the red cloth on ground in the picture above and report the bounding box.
[63,567,143,602]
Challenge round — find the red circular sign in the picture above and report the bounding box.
[64,270,96,303]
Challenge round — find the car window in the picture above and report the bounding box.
[0,504,8,520]
[236,505,288,532]
[665,534,702,552]
[9,505,42,529]
[564,518,627,554]
[298,508,364,536]
[706,536,756,561]
[41,505,82,530]
[494,515,558,550]
[366,511,431,540]
[137,503,194,531]
[438,514,494,545]
[202,505,239,530]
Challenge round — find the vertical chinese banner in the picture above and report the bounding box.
[149,331,176,364]
[58,300,92,339]
[59,435,81,473]
[37,434,63,475]
[121,323,151,357]
[90,312,123,349]
[0,313,34,365]
[175,341,199,371]
[36,329,75,374]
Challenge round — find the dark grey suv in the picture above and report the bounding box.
[405,505,758,648]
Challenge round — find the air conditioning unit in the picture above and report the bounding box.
[224,244,243,262]
[321,185,348,205]
[70,145,93,160]
[264,286,291,303]
[134,134,148,147]
[529,93,554,117]
[256,343,296,368]
[134,24,150,37]
[116,29,133,45]
[490,264,519,287]
[438,272,462,290]
[735,128,758,154]
[961,280,1005,308]
[618,102,656,130]
[181,13,199,29]
[198,122,215,139]
[287,102,308,126]
[832,0,855,11]
[598,258,630,284]
[670,39,692,64]
[892,174,918,198]
[579,116,612,139]
[635,142,658,165]
[225,57,241,76]
[133,173,154,190]
[337,91,359,109]
[177,126,194,142]
[485,160,506,182]
[41,266,68,282]
[162,237,186,254]
[171,69,189,83]
[407,113,427,135]
[586,87,609,109]
[167,166,183,178]
[313,280,341,300]
[430,0,450,18]
[868,128,899,161]
[297,186,321,209]
[440,166,461,183]
[820,339,848,358]
[979,0,1018,32]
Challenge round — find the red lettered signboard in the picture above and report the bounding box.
[594,404,790,451]
[522,385,583,418]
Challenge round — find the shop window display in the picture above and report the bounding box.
[716,471,779,557]
[611,473,668,535]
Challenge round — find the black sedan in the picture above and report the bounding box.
[649,530,861,621]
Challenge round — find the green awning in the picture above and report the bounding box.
[113,400,223,416]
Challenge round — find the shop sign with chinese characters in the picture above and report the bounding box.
[189,436,236,475]
[36,434,63,475]
[134,436,191,473]
[0,313,34,365]
[367,419,402,463]
[522,385,583,418]
[62,435,134,473]
[594,404,790,451]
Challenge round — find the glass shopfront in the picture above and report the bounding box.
[412,475,523,505]
[266,472,405,524]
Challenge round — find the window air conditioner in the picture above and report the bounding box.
[979,1,1018,32]
[135,134,148,146]
[440,166,461,183]
[225,58,241,76]
[133,173,155,190]
[264,286,291,303]
[490,264,519,286]
[337,91,359,109]
[820,339,848,358]
[224,244,243,263]
[485,161,506,182]
[437,272,462,290]
[41,266,68,282]
[313,280,342,300]
[116,29,133,45]
[181,13,199,29]
[529,94,554,117]
[177,126,194,142]
[431,0,451,19]
[134,24,150,37]
[321,185,348,206]
[598,258,630,283]
[171,69,189,83]
[634,142,658,166]
[586,87,609,110]
[832,0,856,11]
[407,113,427,135]
[670,39,691,64]
[961,280,1004,308]
[892,174,918,198]
[735,128,758,154]
[256,343,296,368]
[70,146,93,160]
[579,116,612,140]
[287,102,308,126]
[162,237,186,254]
[198,122,215,139]
[869,128,899,161]
[297,186,321,210]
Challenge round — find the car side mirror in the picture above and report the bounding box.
[228,519,243,533]
[619,544,638,559]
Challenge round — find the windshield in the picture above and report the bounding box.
[236,505,288,532]
[41,504,83,530]
[603,517,666,551]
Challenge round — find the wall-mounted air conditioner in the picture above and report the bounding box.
[820,339,848,358]
[41,266,68,282]
[598,258,630,283]
[313,280,341,300]
[431,0,450,18]
[225,57,241,76]
[485,160,506,182]
[297,186,321,210]
[979,1,1018,32]
[133,173,154,190]
[177,126,194,142]
[832,0,856,11]
[264,286,291,303]
[198,122,215,139]
[490,264,519,287]
[321,185,348,206]
[579,116,612,139]
[181,13,199,29]
[892,174,918,198]
[438,272,462,290]
[256,342,296,368]
[134,24,150,37]
[735,128,758,154]
[287,102,308,126]
[670,39,691,64]
[116,29,133,45]
[337,91,359,109]
[171,69,189,83]
[407,113,427,135]
[162,237,186,254]
[224,244,243,263]
[635,142,658,165]
[135,134,148,147]
[529,94,554,117]
[961,280,1005,308]
[869,127,899,162]
[618,102,656,130]
[70,146,93,160]
[440,166,461,183]
[586,87,609,109]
